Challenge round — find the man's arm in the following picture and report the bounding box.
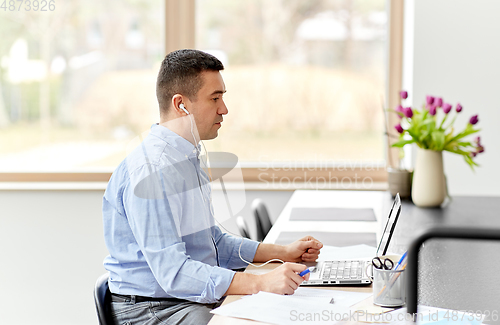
[254,236,323,263]
[121,165,237,304]
[224,236,323,296]
[211,226,260,270]
[224,262,309,296]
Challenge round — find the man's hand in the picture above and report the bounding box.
[226,237,322,296]
[256,262,309,295]
[284,236,323,262]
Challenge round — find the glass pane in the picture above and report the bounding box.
[0,0,164,170]
[196,0,386,164]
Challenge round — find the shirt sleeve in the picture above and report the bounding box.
[212,225,260,270]
[123,164,236,304]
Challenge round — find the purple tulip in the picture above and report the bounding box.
[426,95,435,105]
[429,105,437,116]
[443,103,452,114]
[470,152,477,158]
[404,107,413,118]
[469,115,479,125]
[395,124,404,134]
[435,98,443,107]
[400,91,408,99]
[474,136,481,144]
[477,146,485,153]
[456,103,463,113]
[395,105,404,118]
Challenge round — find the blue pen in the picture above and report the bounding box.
[299,268,311,277]
[393,251,408,270]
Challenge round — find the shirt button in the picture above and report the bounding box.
[192,149,196,153]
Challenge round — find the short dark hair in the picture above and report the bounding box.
[156,49,224,114]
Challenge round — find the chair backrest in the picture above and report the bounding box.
[252,199,272,242]
[236,216,251,239]
[93,273,115,325]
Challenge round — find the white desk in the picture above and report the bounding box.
[209,192,500,325]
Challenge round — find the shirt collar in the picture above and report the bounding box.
[150,124,201,158]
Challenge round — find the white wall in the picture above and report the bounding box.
[403,0,500,195]
[0,190,107,325]
[0,188,291,325]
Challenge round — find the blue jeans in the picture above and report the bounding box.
[111,295,220,325]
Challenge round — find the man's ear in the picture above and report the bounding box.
[171,94,184,115]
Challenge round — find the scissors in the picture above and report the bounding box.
[372,256,394,270]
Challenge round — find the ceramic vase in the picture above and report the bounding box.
[411,147,446,207]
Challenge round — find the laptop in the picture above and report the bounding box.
[301,193,402,286]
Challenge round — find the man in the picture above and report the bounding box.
[102,49,323,325]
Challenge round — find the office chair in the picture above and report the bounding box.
[236,216,252,239]
[93,273,116,325]
[252,199,272,242]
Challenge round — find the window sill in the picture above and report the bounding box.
[0,182,109,191]
[0,181,388,192]
[0,166,387,182]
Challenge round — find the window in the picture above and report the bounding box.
[196,0,387,166]
[0,0,164,171]
[0,0,399,185]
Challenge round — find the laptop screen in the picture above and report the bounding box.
[376,193,402,256]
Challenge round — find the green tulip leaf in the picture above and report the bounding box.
[391,139,416,148]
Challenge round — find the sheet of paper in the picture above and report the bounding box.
[212,290,372,325]
[317,244,377,261]
[292,287,347,298]
[351,295,398,319]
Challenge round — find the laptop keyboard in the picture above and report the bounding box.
[321,261,365,280]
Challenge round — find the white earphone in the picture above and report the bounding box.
[179,103,190,115]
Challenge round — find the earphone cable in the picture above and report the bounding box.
[185,111,284,267]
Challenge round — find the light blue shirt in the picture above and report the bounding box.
[103,124,259,303]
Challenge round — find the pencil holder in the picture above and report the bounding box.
[366,255,406,307]
[369,267,406,307]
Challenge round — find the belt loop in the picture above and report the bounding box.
[131,295,136,304]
